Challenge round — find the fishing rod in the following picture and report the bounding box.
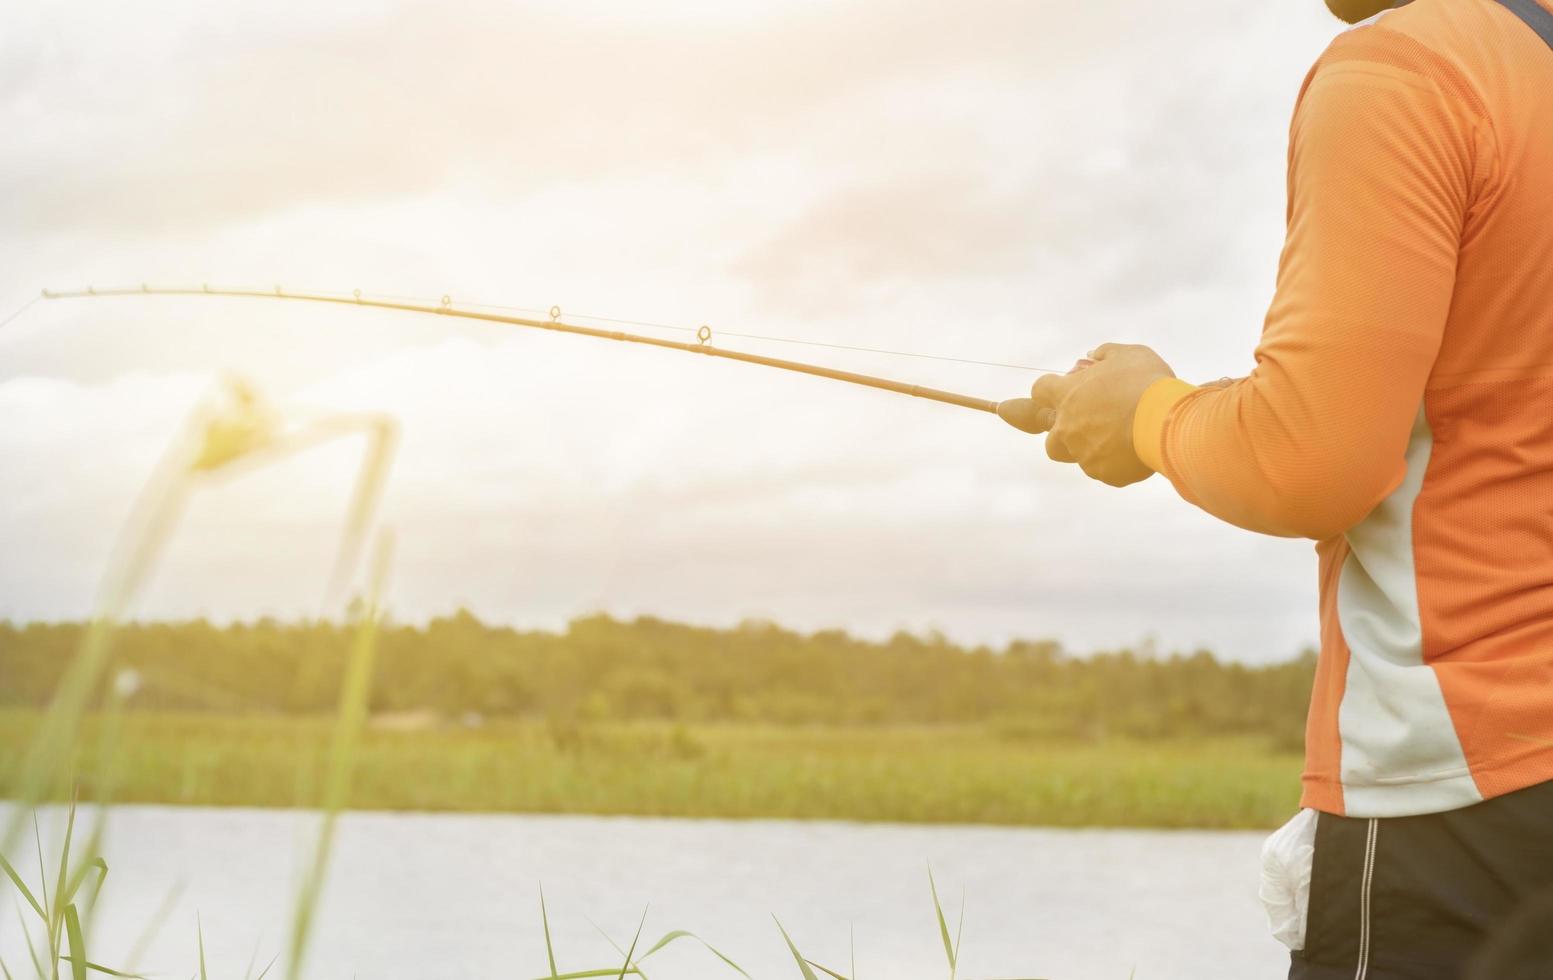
[35,284,1066,431]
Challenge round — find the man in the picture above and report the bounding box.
[998,0,1553,976]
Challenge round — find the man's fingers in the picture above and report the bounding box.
[1080,457,1152,488]
[1088,343,1129,361]
[1048,415,1084,464]
[1029,371,1078,410]
[1046,430,1077,464]
[1079,457,1119,485]
[997,398,1057,434]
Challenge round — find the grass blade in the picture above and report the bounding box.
[322,418,398,608]
[58,959,148,979]
[772,917,821,980]
[243,936,262,980]
[51,798,80,953]
[927,866,956,974]
[33,813,50,922]
[2,430,191,861]
[583,914,648,980]
[0,854,44,920]
[952,890,965,980]
[540,885,559,978]
[252,953,280,980]
[55,799,79,905]
[64,858,108,911]
[804,959,850,980]
[286,532,392,980]
[197,913,208,980]
[614,906,648,980]
[638,931,751,978]
[125,881,183,973]
[64,904,87,980]
[17,903,45,978]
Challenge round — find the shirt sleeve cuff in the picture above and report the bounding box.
[1132,377,1198,474]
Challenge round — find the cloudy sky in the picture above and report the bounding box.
[1,0,1352,661]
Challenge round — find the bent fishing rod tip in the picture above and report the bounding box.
[45,282,1081,425]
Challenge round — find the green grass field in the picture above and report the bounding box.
[0,709,1302,829]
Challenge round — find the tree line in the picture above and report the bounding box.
[0,612,1315,745]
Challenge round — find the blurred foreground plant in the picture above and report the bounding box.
[2,377,397,858]
[1,375,396,979]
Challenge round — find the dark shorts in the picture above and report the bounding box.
[1288,779,1553,980]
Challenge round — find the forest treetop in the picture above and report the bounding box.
[0,612,1315,744]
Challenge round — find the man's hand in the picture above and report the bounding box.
[1000,343,1175,487]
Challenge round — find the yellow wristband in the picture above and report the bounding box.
[1132,377,1198,473]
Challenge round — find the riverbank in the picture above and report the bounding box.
[0,710,1302,828]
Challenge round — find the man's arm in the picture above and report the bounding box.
[1023,54,1478,539]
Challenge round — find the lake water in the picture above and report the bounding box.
[2,805,1288,979]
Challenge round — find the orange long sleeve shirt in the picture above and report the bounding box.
[1132,0,1553,818]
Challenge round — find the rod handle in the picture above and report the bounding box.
[996,399,1054,434]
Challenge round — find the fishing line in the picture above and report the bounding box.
[0,294,41,331]
[35,283,1066,424]
[680,330,1053,372]
[481,304,1058,373]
